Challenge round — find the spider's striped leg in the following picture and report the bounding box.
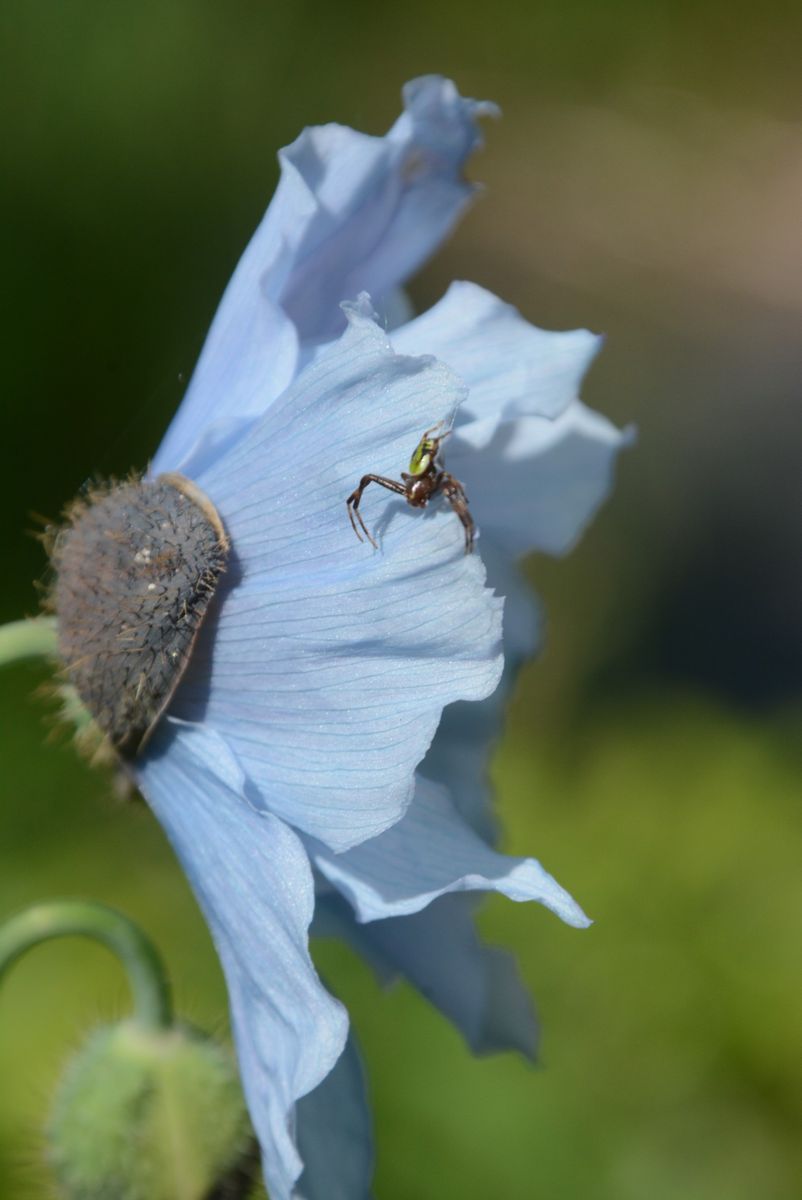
[440,472,475,553]
[346,475,406,550]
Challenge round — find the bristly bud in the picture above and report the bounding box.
[47,1021,253,1200]
[49,473,228,759]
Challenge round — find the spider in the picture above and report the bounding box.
[346,424,474,553]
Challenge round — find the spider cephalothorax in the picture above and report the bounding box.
[346,425,474,553]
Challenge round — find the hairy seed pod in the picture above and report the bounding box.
[51,473,228,758]
[47,1021,253,1200]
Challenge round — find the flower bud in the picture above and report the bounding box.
[47,1020,252,1200]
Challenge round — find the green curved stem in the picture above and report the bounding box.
[0,900,173,1031]
[0,617,57,666]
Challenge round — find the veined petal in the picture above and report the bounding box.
[153,78,495,477]
[151,255,300,480]
[449,402,635,558]
[422,411,630,842]
[277,76,497,346]
[309,776,589,927]
[392,281,601,432]
[424,399,630,844]
[315,891,537,1059]
[170,302,503,852]
[135,721,349,1200]
[194,297,468,577]
[296,1032,374,1200]
[422,541,541,841]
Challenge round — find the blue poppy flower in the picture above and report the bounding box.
[135,76,631,1199]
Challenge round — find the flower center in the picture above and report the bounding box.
[51,472,228,759]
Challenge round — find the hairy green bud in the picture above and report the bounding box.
[47,1021,252,1200]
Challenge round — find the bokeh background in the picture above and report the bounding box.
[2,2,801,1197]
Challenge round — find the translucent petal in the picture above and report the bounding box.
[296,1032,374,1200]
[153,77,495,476]
[423,411,631,840]
[309,776,589,927]
[135,721,349,1200]
[392,281,601,431]
[315,891,537,1059]
[170,303,503,851]
[421,541,540,841]
[449,402,636,558]
[151,249,300,478]
[277,76,497,346]
[391,285,628,839]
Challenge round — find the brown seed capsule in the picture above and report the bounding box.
[51,472,228,759]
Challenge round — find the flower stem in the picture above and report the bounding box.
[0,617,57,666]
[0,901,173,1031]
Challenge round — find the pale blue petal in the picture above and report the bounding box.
[151,248,300,478]
[315,891,537,1059]
[424,411,631,841]
[392,285,627,840]
[375,285,415,332]
[449,403,636,558]
[309,776,589,927]
[170,302,503,852]
[296,1032,374,1200]
[368,896,538,1059]
[277,77,497,346]
[135,721,349,1200]
[153,78,495,476]
[421,541,540,840]
[392,281,601,432]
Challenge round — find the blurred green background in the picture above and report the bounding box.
[1,1,801,1197]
